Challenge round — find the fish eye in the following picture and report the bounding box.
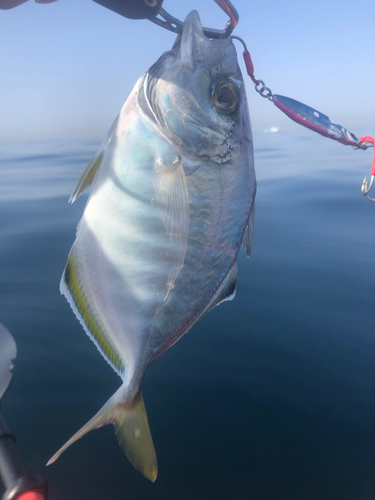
[213,82,238,114]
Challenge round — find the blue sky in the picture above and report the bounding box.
[1,0,374,141]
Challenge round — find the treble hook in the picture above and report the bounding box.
[360,136,375,202]
[362,175,375,201]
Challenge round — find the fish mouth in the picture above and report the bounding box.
[177,10,232,67]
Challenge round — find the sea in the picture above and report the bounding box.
[0,130,374,500]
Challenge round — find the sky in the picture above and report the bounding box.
[1,0,374,141]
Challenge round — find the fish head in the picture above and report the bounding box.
[142,10,251,165]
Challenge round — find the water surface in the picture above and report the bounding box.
[0,131,374,500]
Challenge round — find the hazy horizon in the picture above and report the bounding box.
[1,0,374,141]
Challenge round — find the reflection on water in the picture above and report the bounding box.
[0,132,374,500]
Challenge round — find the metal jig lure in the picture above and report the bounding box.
[231,34,375,201]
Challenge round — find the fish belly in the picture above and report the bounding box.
[66,115,173,393]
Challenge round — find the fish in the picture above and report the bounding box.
[48,10,256,482]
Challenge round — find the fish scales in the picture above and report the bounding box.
[48,10,256,482]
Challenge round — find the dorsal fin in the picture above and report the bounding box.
[69,152,103,204]
[204,261,238,315]
[243,201,255,257]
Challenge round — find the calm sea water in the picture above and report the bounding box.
[0,131,374,500]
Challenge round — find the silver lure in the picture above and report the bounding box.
[48,10,256,481]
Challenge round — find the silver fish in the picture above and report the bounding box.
[48,10,256,481]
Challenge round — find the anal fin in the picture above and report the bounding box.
[61,250,124,377]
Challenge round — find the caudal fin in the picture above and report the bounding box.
[47,387,158,482]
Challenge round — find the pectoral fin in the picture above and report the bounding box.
[155,160,190,299]
[69,152,103,204]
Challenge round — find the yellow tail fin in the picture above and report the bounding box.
[47,387,157,482]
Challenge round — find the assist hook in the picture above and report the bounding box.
[360,136,375,201]
[92,0,238,38]
[148,0,239,39]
